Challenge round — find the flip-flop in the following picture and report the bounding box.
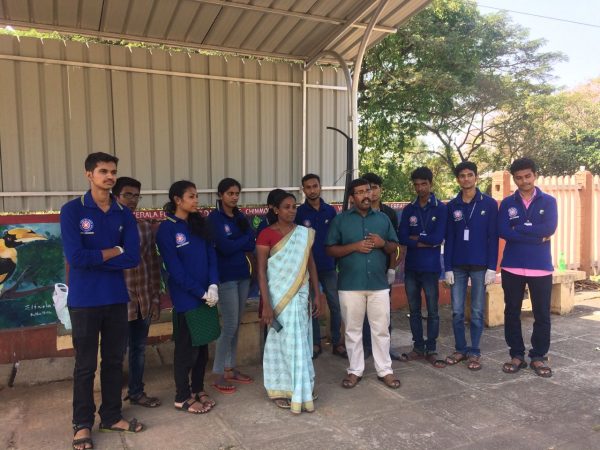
[212,382,237,394]
[224,369,253,384]
[174,399,211,414]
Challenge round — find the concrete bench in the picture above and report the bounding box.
[467,270,587,327]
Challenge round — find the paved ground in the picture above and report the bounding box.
[1,294,600,450]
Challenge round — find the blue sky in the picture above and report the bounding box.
[477,0,600,89]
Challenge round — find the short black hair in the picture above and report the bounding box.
[510,157,537,175]
[348,178,370,196]
[361,172,383,187]
[113,177,141,197]
[454,161,478,178]
[301,173,321,186]
[85,152,118,172]
[410,167,433,183]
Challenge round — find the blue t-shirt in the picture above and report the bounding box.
[295,198,337,273]
[60,191,140,308]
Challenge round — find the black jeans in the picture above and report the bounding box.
[174,313,209,403]
[501,270,552,361]
[69,303,128,429]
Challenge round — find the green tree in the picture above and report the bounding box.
[358,0,563,176]
[489,78,600,174]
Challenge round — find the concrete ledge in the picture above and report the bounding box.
[0,363,14,389]
[468,270,587,327]
[13,357,74,386]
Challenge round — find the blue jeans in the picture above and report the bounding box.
[451,268,485,357]
[127,313,152,399]
[213,278,251,374]
[312,270,342,347]
[404,270,440,353]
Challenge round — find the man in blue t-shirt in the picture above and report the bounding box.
[499,158,557,378]
[443,162,498,371]
[398,167,447,368]
[61,153,143,449]
[295,174,344,359]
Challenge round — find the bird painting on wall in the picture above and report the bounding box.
[0,228,47,296]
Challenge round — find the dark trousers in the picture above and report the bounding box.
[404,270,440,353]
[502,270,552,361]
[127,310,151,399]
[174,313,209,403]
[69,303,128,429]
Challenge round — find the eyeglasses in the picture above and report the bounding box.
[120,193,142,200]
[352,189,372,196]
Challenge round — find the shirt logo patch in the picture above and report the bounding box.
[409,216,418,226]
[303,220,312,228]
[224,224,231,235]
[79,218,94,234]
[508,207,518,218]
[175,233,189,247]
[453,210,463,221]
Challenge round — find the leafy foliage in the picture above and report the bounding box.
[358,0,565,196]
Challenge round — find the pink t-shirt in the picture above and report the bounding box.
[503,189,553,277]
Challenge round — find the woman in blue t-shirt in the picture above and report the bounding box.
[209,178,256,394]
[156,180,219,414]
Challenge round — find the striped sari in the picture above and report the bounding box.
[263,225,315,413]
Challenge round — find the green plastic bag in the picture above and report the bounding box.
[173,304,221,346]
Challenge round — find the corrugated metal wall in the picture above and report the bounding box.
[0,35,349,211]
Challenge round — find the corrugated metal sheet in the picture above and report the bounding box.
[0,35,349,211]
[0,0,431,64]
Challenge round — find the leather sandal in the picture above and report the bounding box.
[341,373,362,389]
[530,359,552,378]
[425,353,447,368]
[502,358,527,374]
[72,426,93,450]
[467,355,482,371]
[377,374,401,389]
[445,352,467,365]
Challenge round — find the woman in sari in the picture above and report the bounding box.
[256,191,321,414]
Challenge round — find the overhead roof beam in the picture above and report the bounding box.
[191,0,396,33]
[305,1,380,70]
[0,19,306,62]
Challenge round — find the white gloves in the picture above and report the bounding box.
[203,284,219,307]
[484,269,497,285]
[387,269,396,285]
[445,271,454,285]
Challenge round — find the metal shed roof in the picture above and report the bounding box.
[0,0,429,65]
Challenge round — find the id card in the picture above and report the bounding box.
[463,229,470,241]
